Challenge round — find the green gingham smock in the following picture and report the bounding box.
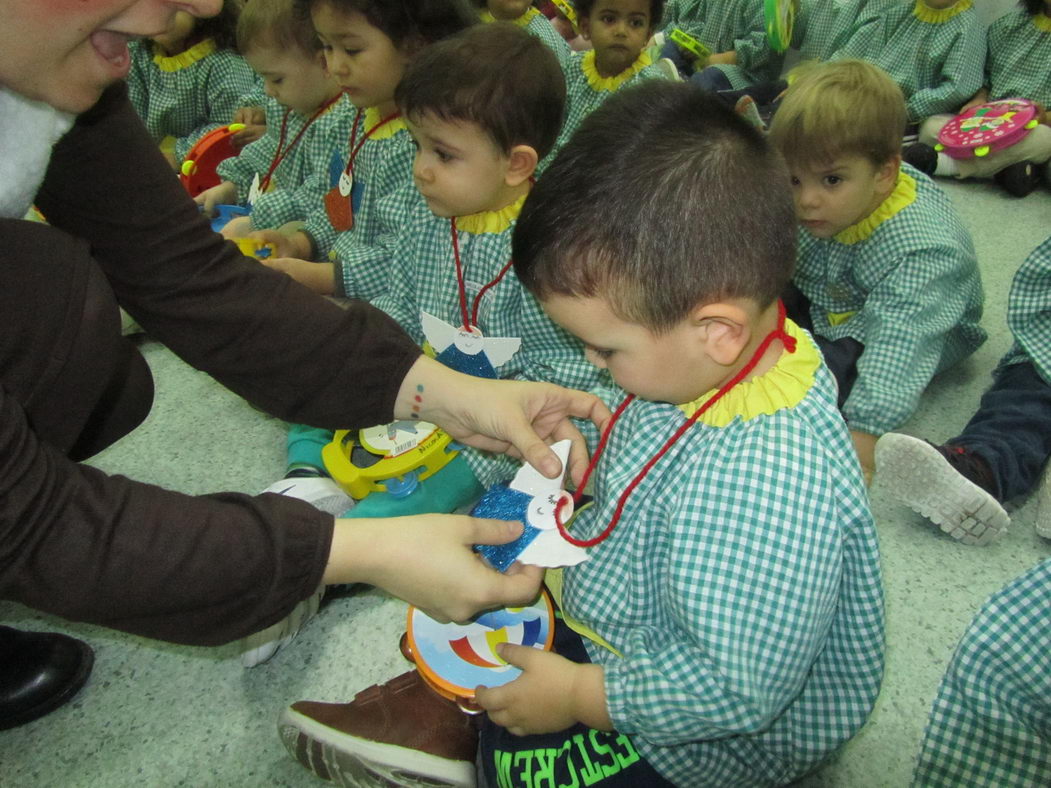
[546,49,667,169]
[480,7,574,71]
[126,39,259,162]
[302,108,415,260]
[528,321,883,784]
[998,235,1051,382]
[912,556,1051,787]
[215,94,354,232]
[661,0,783,87]
[368,194,601,391]
[834,0,985,122]
[794,164,986,435]
[792,0,887,63]
[985,9,1051,106]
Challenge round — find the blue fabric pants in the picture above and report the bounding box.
[951,360,1051,502]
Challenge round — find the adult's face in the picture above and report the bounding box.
[0,0,221,113]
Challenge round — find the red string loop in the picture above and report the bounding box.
[450,217,516,332]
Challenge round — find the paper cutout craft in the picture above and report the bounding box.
[474,439,588,570]
[421,311,521,379]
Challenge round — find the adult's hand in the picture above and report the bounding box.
[322,514,544,622]
[394,357,610,486]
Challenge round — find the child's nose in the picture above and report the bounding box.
[326,51,349,77]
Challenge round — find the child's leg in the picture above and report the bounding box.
[690,66,734,93]
[955,126,1051,180]
[949,360,1051,502]
[913,557,1051,787]
[782,283,863,407]
[477,619,674,788]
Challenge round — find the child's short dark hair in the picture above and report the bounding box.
[238,0,320,55]
[513,81,796,332]
[296,0,479,50]
[197,0,243,51]
[768,60,906,169]
[1021,0,1043,15]
[395,23,565,158]
[575,0,664,28]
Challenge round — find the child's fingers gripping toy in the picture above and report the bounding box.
[232,237,275,260]
[401,587,556,713]
[179,123,246,197]
[936,98,1040,160]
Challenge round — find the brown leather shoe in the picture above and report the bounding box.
[278,670,478,787]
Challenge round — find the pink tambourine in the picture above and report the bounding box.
[936,99,1040,160]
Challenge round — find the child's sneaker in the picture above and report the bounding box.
[875,433,1009,545]
[994,161,1041,198]
[734,95,766,131]
[655,57,682,83]
[261,474,355,517]
[902,142,937,176]
[279,670,478,787]
[239,585,323,667]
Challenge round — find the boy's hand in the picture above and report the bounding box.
[220,215,254,240]
[851,430,878,486]
[231,105,267,148]
[194,180,238,217]
[263,257,336,295]
[475,647,609,735]
[250,228,313,260]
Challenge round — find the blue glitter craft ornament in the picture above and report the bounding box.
[436,344,497,379]
[473,485,541,571]
[420,312,520,380]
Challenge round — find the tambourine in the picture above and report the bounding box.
[322,420,458,500]
[765,0,797,53]
[401,587,555,711]
[936,99,1040,160]
[179,123,245,197]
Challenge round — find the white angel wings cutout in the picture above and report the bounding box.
[421,311,521,370]
[511,439,589,568]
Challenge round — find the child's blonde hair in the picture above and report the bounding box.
[769,59,906,168]
[238,0,321,55]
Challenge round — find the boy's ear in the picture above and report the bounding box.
[505,144,539,186]
[876,154,901,189]
[692,302,751,366]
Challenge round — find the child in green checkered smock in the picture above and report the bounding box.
[478,1,574,70]
[194,0,353,237]
[545,0,670,169]
[274,81,885,788]
[770,60,986,482]
[833,0,985,124]
[126,2,258,168]
[912,557,1051,787]
[874,235,1051,545]
[914,0,1051,190]
[659,0,783,89]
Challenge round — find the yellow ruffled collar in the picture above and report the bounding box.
[1034,12,1051,32]
[456,192,527,234]
[582,49,653,90]
[913,0,971,23]
[363,106,407,140]
[676,318,818,427]
[152,38,216,72]
[480,7,541,26]
[833,170,917,245]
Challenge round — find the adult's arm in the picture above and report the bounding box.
[35,82,423,429]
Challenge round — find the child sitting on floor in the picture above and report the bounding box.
[279,81,885,788]
[768,59,987,482]
[876,234,1051,545]
[546,0,671,168]
[126,0,258,169]
[193,0,351,236]
[906,0,1051,197]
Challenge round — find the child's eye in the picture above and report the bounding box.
[789,175,801,186]
[435,149,454,163]
[270,78,283,86]
[630,18,646,27]
[600,13,615,24]
[823,175,843,186]
[588,345,614,359]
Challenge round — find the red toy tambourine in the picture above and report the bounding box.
[936,99,1040,160]
[179,123,245,197]
[401,588,555,711]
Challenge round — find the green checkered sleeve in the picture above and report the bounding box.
[250,98,355,231]
[986,9,1051,107]
[1002,235,1051,383]
[560,361,883,784]
[126,42,260,161]
[794,167,986,434]
[524,12,574,71]
[794,0,884,61]
[303,124,415,260]
[913,557,1051,787]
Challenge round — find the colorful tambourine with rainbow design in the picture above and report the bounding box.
[402,588,555,709]
[936,99,1040,160]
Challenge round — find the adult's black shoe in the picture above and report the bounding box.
[0,626,94,730]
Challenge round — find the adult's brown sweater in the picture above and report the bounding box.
[0,83,421,646]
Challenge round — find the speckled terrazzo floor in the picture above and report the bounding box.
[2,177,1050,786]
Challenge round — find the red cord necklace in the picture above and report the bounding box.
[555,300,797,547]
[325,107,401,231]
[258,94,342,193]
[450,216,516,331]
